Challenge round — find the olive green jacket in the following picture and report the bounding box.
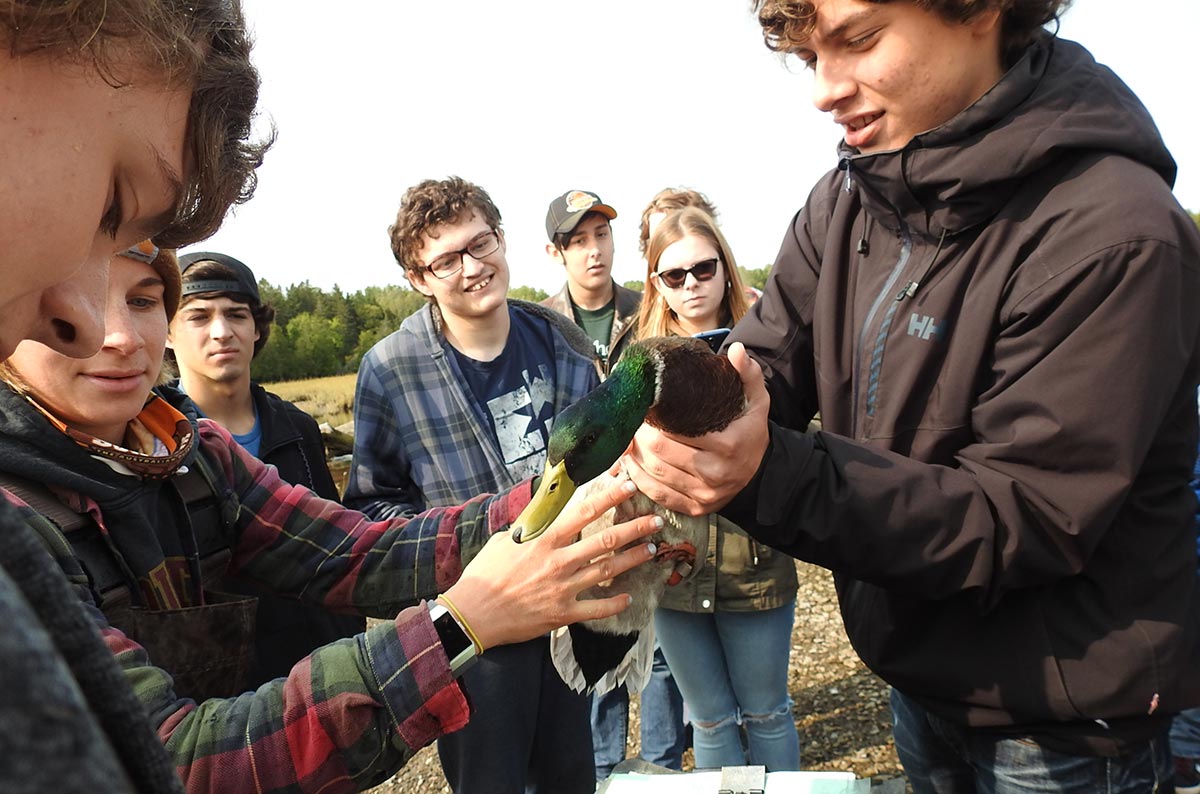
[657,512,797,613]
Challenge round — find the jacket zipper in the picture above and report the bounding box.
[852,221,912,437]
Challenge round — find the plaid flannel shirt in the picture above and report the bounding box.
[343,300,598,519]
[2,420,534,793]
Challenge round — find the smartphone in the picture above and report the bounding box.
[693,328,732,353]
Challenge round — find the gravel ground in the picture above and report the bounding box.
[368,560,906,792]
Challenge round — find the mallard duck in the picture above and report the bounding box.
[512,336,743,544]
[510,335,744,693]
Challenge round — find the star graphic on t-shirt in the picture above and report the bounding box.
[524,365,554,428]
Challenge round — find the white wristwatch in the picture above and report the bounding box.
[427,601,479,678]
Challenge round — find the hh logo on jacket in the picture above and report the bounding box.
[907,313,947,342]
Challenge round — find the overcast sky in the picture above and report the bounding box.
[185,0,1200,293]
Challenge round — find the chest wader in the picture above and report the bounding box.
[0,457,258,702]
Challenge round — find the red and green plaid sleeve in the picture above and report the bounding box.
[105,601,467,792]
[198,422,531,616]
[20,421,535,792]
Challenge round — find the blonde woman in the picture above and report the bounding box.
[638,207,748,337]
[638,207,800,770]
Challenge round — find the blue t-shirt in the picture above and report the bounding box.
[231,420,263,459]
[179,385,262,457]
[448,308,557,481]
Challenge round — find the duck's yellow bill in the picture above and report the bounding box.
[510,459,577,543]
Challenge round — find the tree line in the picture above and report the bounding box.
[250,266,774,383]
[249,202,1198,384]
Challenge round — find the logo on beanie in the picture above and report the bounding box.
[565,191,599,212]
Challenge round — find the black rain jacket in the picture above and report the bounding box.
[726,33,1200,756]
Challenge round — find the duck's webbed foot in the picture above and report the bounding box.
[656,542,697,586]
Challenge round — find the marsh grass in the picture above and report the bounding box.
[263,373,357,430]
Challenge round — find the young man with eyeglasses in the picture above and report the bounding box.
[343,176,601,794]
[542,189,642,376]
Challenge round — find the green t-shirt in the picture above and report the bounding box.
[572,297,615,365]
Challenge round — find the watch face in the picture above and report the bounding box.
[433,609,473,660]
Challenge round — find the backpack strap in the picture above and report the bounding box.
[0,472,88,533]
[0,466,233,611]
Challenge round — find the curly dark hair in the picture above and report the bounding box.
[388,176,503,276]
[1,0,273,249]
[752,0,1072,67]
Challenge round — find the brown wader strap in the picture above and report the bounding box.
[0,468,258,700]
[0,473,88,533]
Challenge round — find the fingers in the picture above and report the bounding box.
[538,476,637,547]
[573,536,658,590]
[561,592,637,624]
[728,342,764,394]
[623,452,706,516]
[729,341,770,420]
[566,513,662,566]
[630,424,693,480]
[625,426,708,514]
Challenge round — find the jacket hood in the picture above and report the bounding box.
[843,34,1177,238]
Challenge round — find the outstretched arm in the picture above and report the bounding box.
[98,476,655,792]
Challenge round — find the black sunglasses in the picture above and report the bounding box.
[653,257,720,289]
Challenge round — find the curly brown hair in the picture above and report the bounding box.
[1,0,272,249]
[388,176,503,277]
[752,0,1072,67]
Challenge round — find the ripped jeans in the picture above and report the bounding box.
[655,601,800,771]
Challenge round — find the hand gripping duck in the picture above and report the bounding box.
[511,336,744,694]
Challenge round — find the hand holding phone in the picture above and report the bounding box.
[693,328,731,353]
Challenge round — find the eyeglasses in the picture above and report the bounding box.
[424,230,501,279]
[653,257,719,289]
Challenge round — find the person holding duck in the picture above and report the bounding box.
[618,0,1200,790]
[636,206,801,771]
[508,208,801,771]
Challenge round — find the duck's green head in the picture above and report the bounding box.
[510,344,661,543]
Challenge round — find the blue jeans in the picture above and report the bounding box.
[438,636,593,794]
[1172,707,1200,760]
[655,602,800,771]
[891,689,1172,793]
[591,644,687,780]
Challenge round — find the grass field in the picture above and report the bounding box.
[263,373,357,430]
